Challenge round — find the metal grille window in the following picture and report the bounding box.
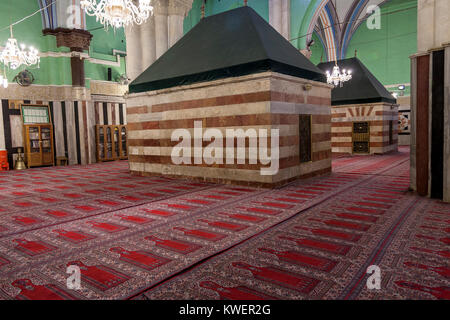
[389,121,393,145]
[299,115,312,163]
[353,122,370,153]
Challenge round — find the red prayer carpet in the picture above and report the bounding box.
[0,146,448,300]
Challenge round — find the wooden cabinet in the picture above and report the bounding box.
[96,125,128,162]
[23,124,55,168]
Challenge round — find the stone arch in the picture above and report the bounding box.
[37,0,57,29]
[318,5,337,61]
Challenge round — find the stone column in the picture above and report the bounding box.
[154,0,169,59]
[0,103,5,150]
[417,0,450,52]
[444,43,450,202]
[168,4,187,47]
[57,0,85,29]
[140,17,156,70]
[412,0,450,202]
[269,0,290,40]
[270,0,282,35]
[409,56,417,192]
[281,0,290,40]
[125,25,143,81]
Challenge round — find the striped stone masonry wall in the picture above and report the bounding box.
[0,84,127,168]
[126,72,332,188]
[331,102,399,155]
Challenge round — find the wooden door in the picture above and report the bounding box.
[96,125,105,162]
[40,125,53,165]
[26,125,41,167]
[105,126,113,160]
[119,126,128,159]
[299,115,312,163]
[113,126,120,159]
[352,122,370,154]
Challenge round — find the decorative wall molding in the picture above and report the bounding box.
[43,28,93,51]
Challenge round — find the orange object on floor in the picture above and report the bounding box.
[0,150,9,171]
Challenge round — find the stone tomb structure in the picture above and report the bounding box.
[127,7,333,187]
[318,58,398,155]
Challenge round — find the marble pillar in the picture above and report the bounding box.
[0,104,5,150]
[410,56,417,192]
[444,44,450,202]
[56,0,85,29]
[269,0,290,40]
[140,17,156,71]
[418,0,450,53]
[125,25,143,81]
[269,0,281,36]
[281,0,290,40]
[124,0,193,79]
[168,6,186,48]
[154,2,169,59]
[411,0,450,201]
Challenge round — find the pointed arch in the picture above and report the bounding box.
[297,0,329,49]
[318,4,337,61]
[305,0,329,45]
[38,0,57,29]
[339,0,369,59]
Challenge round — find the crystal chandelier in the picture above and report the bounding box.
[0,26,40,71]
[81,0,154,29]
[326,64,352,87]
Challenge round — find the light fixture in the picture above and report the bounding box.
[398,85,405,91]
[81,0,154,29]
[0,25,40,70]
[326,63,352,87]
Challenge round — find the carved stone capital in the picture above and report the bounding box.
[168,0,193,16]
[153,0,169,15]
[43,28,93,52]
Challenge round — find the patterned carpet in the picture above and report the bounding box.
[0,147,448,300]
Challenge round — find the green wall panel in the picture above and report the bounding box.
[309,31,326,65]
[184,0,269,34]
[86,15,126,55]
[290,0,315,49]
[345,0,417,87]
[0,1,126,87]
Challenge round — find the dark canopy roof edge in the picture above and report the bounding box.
[317,57,397,106]
[129,6,326,93]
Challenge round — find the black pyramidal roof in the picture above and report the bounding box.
[129,6,325,93]
[317,57,396,106]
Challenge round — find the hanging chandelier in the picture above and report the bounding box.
[81,0,154,29]
[0,26,40,71]
[326,64,352,87]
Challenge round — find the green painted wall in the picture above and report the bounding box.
[345,0,417,91]
[0,0,416,91]
[184,0,269,34]
[183,0,321,50]
[0,1,126,87]
[309,31,326,65]
[85,15,127,85]
[86,15,126,55]
[290,0,315,49]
